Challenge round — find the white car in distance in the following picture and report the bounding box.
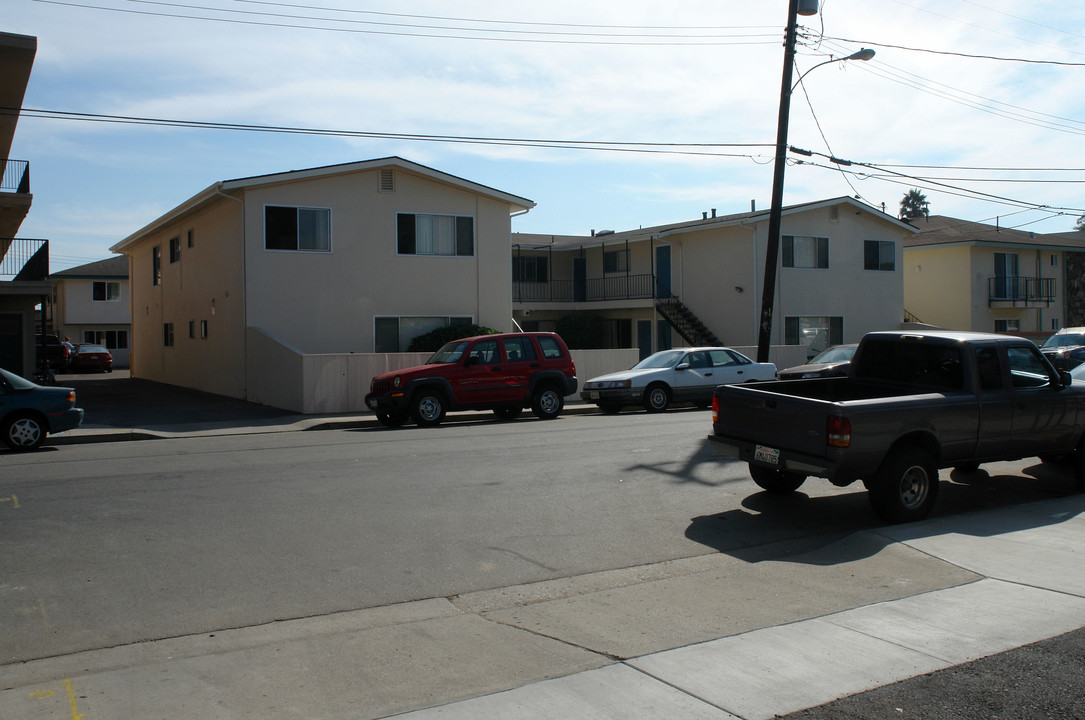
[581,347,777,414]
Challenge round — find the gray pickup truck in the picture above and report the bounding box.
[708,330,1085,523]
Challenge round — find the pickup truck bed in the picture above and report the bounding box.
[709,331,1085,523]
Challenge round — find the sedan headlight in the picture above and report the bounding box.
[589,379,632,389]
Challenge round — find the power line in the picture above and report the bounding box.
[5,106,775,158]
[33,0,784,46]
[818,34,1085,66]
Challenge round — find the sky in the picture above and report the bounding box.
[5,0,1085,271]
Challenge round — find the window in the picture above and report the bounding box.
[92,281,121,302]
[1007,345,1052,388]
[265,205,331,252]
[975,347,1003,390]
[783,236,829,268]
[513,255,548,282]
[1051,254,1059,266]
[397,213,474,256]
[785,316,843,354]
[187,229,194,248]
[152,246,161,285]
[467,339,500,365]
[188,320,196,339]
[502,337,537,363]
[1053,318,1062,331]
[995,319,1021,333]
[163,323,174,347]
[83,330,128,349]
[374,316,473,352]
[864,240,895,271]
[537,335,565,359]
[169,236,181,263]
[200,320,208,339]
[993,253,1020,299]
[603,249,629,274]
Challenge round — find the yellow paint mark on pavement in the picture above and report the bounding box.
[64,679,85,720]
[0,494,19,508]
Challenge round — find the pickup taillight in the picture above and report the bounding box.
[827,416,851,447]
[711,395,719,424]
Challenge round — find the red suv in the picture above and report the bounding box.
[365,332,578,427]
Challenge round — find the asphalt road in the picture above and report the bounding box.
[2,396,1082,718]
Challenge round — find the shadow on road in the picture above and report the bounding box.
[684,462,1084,566]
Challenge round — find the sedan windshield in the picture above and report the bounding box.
[632,350,685,370]
[427,341,470,364]
[808,346,856,364]
[1041,334,1085,349]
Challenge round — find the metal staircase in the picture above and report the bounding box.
[655,296,723,347]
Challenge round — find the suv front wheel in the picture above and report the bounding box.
[532,385,564,420]
[411,390,447,427]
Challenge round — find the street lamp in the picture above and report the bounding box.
[754,0,875,363]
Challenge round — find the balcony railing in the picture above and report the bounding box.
[1,160,30,194]
[988,276,1055,305]
[514,273,658,302]
[0,238,49,281]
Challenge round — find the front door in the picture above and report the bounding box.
[1006,343,1075,456]
[453,338,510,404]
[655,246,671,298]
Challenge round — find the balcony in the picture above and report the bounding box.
[514,273,660,303]
[2,159,30,194]
[0,237,49,282]
[988,276,1055,308]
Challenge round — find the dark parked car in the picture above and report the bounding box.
[34,334,70,371]
[365,332,578,427]
[0,367,84,451]
[777,344,858,380]
[1040,328,1085,371]
[69,344,113,373]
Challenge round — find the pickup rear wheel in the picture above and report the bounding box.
[642,383,671,413]
[749,464,806,493]
[410,390,446,427]
[867,446,939,524]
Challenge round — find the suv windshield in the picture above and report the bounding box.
[1041,333,1085,349]
[427,341,470,364]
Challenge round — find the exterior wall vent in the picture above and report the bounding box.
[830,205,840,223]
[379,169,395,193]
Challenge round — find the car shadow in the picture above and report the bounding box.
[683,461,1084,567]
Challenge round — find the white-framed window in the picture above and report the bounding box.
[1051,254,1059,266]
[374,315,473,352]
[1053,318,1062,331]
[863,240,895,271]
[92,281,121,302]
[785,316,843,356]
[783,235,829,269]
[265,205,332,252]
[169,236,181,263]
[397,213,474,256]
[995,318,1021,333]
[152,246,161,285]
[163,323,174,347]
[603,249,629,274]
[83,330,128,349]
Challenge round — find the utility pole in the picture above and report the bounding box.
[756,0,808,363]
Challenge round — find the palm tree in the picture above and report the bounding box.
[899,189,930,220]
[1075,214,1085,232]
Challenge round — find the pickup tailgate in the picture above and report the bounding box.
[713,382,836,459]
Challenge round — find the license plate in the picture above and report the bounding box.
[366,398,378,410]
[754,445,780,465]
[590,391,599,400]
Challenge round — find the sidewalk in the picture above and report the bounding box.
[12,375,1085,719]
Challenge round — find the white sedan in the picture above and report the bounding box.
[581,347,777,413]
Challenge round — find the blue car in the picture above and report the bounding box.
[0,367,85,451]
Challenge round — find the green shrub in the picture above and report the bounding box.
[406,324,499,352]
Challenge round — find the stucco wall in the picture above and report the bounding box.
[128,197,246,398]
[242,167,515,355]
[903,245,973,330]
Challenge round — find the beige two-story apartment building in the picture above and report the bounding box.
[514,197,918,361]
[902,216,1085,340]
[111,157,534,401]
